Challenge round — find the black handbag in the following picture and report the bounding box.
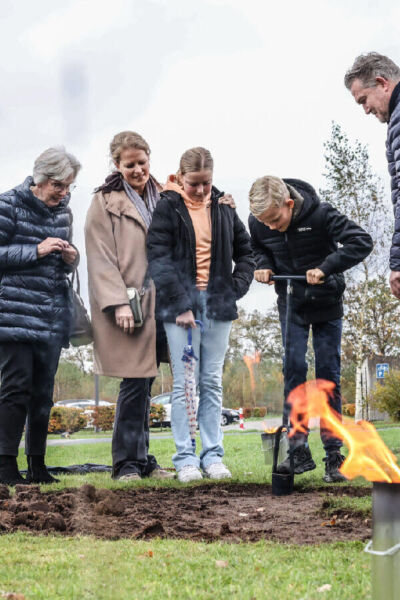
[126,268,151,328]
[69,269,93,347]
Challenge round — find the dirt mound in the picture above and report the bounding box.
[0,483,371,544]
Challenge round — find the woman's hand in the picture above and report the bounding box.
[218,193,236,208]
[254,269,275,284]
[37,237,68,258]
[176,310,196,329]
[306,268,325,285]
[61,244,78,265]
[115,304,135,334]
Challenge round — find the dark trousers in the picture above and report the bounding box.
[281,318,343,452]
[112,377,158,478]
[111,321,167,478]
[0,341,62,456]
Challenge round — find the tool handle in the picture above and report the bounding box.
[271,275,307,281]
[187,320,204,345]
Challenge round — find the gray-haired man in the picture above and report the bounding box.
[345,52,400,297]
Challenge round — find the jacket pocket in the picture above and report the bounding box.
[304,273,345,306]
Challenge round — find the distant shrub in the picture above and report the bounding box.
[253,407,267,418]
[48,406,87,433]
[150,404,166,427]
[342,403,356,417]
[243,407,252,419]
[91,406,116,431]
[369,371,400,421]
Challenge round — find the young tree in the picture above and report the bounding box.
[320,122,394,419]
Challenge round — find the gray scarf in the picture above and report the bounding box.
[123,176,159,229]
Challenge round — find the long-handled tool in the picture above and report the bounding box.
[182,320,204,450]
[271,275,307,427]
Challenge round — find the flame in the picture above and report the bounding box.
[263,425,286,434]
[288,379,400,483]
[243,351,261,393]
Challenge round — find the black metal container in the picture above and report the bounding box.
[271,425,294,496]
[365,482,400,600]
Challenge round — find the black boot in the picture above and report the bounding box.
[0,455,28,486]
[26,455,59,484]
[323,451,347,483]
[277,444,316,475]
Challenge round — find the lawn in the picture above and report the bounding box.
[2,426,399,599]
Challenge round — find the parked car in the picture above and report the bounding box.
[221,407,240,426]
[151,393,239,427]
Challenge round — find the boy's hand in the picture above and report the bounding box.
[255,269,275,284]
[390,270,400,299]
[306,268,325,285]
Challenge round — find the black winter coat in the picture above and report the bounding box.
[387,83,400,271]
[0,177,75,346]
[147,187,255,322]
[249,179,373,324]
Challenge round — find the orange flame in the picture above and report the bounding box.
[243,351,261,393]
[263,425,286,434]
[288,379,400,483]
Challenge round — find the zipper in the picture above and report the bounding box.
[174,206,197,282]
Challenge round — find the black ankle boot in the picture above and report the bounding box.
[0,455,28,486]
[26,455,59,484]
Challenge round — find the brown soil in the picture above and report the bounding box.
[0,483,371,544]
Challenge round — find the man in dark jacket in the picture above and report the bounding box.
[345,52,400,297]
[249,176,373,482]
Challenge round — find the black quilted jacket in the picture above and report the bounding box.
[387,83,400,271]
[249,179,373,324]
[147,186,255,322]
[0,176,74,346]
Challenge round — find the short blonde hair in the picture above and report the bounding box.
[249,176,289,217]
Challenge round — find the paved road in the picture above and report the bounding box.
[38,418,283,447]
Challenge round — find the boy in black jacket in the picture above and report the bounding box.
[248,176,373,482]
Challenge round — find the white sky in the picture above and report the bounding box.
[1,0,398,312]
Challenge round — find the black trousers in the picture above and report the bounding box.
[112,377,158,478]
[111,321,167,478]
[0,341,62,456]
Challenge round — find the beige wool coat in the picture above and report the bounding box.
[85,189,157,378]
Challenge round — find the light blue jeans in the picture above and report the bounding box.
[164,292,232,471]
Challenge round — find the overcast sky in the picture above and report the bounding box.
[1,0,398,312]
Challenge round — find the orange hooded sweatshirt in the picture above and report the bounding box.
[165,175,211,291]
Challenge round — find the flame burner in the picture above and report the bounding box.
[365,482,400,600]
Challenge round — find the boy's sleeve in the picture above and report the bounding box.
[248,214,276,271]
[316,204,373,276]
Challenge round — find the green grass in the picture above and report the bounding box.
[0,535,370,600]
[6,425,400,599]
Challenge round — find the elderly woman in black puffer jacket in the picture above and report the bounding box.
[0,146,81,486]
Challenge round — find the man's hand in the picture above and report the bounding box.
[37,237,68,258]
[306,268,325,285]
[61,244,78,265]
[390,270,400,299]
[218,193,236,208]
[176,310,196,329]
[254,269,275,285]
[115,304,135,334]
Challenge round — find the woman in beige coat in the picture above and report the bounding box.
[85,131,173,481]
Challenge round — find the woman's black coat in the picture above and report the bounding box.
[0,177,75,346]
[147,187,255,322]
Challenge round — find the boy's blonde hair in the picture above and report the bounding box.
[249,176,289,217]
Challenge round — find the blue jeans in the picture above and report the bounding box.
[164,292,232,471]
[281,318,343,452]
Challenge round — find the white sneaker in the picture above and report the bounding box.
[203,463,232,480]
[177,465,203,483]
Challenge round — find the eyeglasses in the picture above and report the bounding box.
[49,178,77,192]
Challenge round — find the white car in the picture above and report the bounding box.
[151,393,237,427]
